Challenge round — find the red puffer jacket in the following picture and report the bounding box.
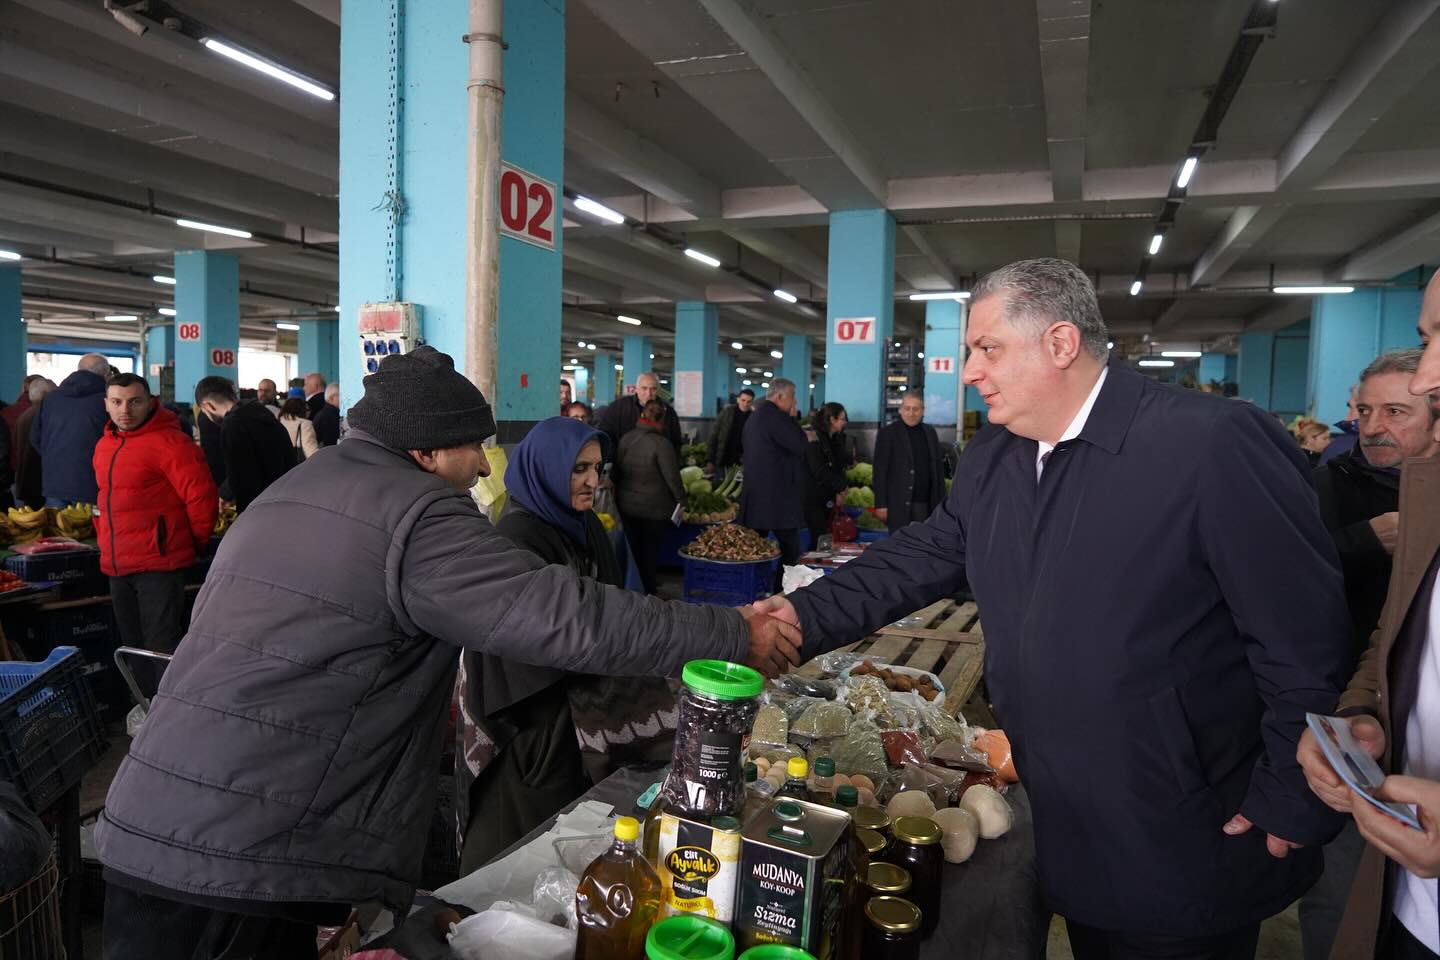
[93,405,219,576]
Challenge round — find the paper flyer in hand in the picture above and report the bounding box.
[1305,713,1422,830]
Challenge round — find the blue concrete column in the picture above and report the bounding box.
[572,365,589,404]
[782,334,812,411]
[592,351,616,406]
[1199,353,1227,386]
[921,299,964,428]
[825,210,895,426]
[1274,320,1310,417]
[298,319,339,384]
[173,251,239,403]
[813,372,826,406]
[0,266,22,396]
[1237,333,1274,409]
[711,349,731,411]
[339,0,564,432]
[674,302,720,418]
[623,336,652,378]
[144,324,174,397]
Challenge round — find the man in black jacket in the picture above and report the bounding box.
[303,372,328,419]
[755,259,1352,960]
[708,388,754,470]
[312,383,342,446]
[739,379,807,567]
[596,371,682,453]
[873,392,946,532]
[195,376,295,511]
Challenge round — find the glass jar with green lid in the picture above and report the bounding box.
[886,817,942,939]
[862,896,922,959]
[646,914,736,960]
[663,660,764,817]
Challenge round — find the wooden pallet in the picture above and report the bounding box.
[797,598,984,717]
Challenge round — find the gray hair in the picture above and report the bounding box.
[1359,348,1424,383]
[28,377,56,402]
[767,377,796,397]
[324,382,341,402]
[636,371,659,386]
[77,353,111,377]
[970,258,1110,361]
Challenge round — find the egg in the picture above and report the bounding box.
[856,787,877,807]
[849,775,875,794]
[831,773,851,787]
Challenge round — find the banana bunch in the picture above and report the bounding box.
[213,504,238,538]
[6,506,51,544]
[53,503,95,540]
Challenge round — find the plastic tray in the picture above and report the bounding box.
[680,554,778,606]
[0,647,108,811]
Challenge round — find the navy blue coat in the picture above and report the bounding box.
[32,369,107,505]
[789,363,1352,937]
[739,400,807,531]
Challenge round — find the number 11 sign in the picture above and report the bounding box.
[832,316,876,345]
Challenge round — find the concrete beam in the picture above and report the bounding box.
[1054,221,1083,264]
[289,0,341,25]
[1278,0,1440,189]
[562,272,623,304]
[1037,0,1091,202]
[1339,208,1440,281]
[1190,205,1290,288]
[899,226,959,290]
[565,94,722,217]
[565,243,709,302]
[723,228,828,291]
[1246,296,1313,333]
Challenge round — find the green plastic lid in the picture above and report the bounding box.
[737,946,816,960]
[814,757,835,777]
[834,784,858,807]
[713,815,741,832]
[744,762,758,783]
[646,915,736,960]
[682,660,764,700]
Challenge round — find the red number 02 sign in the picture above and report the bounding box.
[832,316,877,345]
[498,163,558,251]
[177,322,201,342]
[210,348,236,368]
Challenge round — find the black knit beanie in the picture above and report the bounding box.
[347,345,496,449]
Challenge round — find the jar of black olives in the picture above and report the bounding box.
[661,660,763,818]
[886,816,943,939]
[863,896,922,960]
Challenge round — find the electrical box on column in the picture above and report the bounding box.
[358,301,421,372]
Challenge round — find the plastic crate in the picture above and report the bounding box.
[2,550,104,598]
[24,605,127,723]
[856,530,889,543]
[681,554,778,606]
[0,647,108,812]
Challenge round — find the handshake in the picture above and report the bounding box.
[736,595,805,679]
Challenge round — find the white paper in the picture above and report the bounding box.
[673,370,704,418]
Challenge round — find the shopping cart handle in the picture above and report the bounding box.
[112,647,173,713]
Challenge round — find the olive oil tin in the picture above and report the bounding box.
[657,811,743,923]
[735,799,851,960]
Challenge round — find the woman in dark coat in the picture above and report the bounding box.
[613,399,687,595]
[457,417,677,870]
[803,402,851,545]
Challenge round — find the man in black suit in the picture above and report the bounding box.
[756,258,1352,960]
[312,383,342,447]
[595,371,681,454]
[873,392,946,532]
[303,372,327,420]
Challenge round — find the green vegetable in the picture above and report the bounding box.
[686,479,713,497]
[713,465,743,500]
[686,490,730,515]
[855,511,886,530]
[680,465,705,485]
[681,444,710,466]
[845,463,873,486]
[843,486,875,508]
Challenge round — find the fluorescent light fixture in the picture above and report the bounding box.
[158,307,177,317]
[736,367,747,374]
[808,383,815,389]
[1129,280,1143,296]
[823,363,828,370]
[742,379,752,386]
[1161,350,1202,358]
[1107,341,1115,349]
[684,248,721,268]
[586,343,596,350]
[761,382,771,388]
[1139,359,1176,368]
[659,379,669,385]
[568,358,577,363]
[649,353,655,359]
[275,321,301,331]
[764,371,774,377]
[176,218,252,239]
[917,352,925,359]
[773,289,798,304]
[104,314,138,322]
[893,341,901,348]
[1176,156,1198,190]
[1273,285,1355,295]
[617,315,642,326]
[908,291,970,301]
[613,363,623,371]
[0,250,23,261]
[576,340,586,347]
[152,275,176,285]
[730,341,743,350]
[332,305,341,312]
[899,385,907,391]
[1148,234,1164,256]
[202,38,335,101]
[573,196,626,225]
[769,350,783,359]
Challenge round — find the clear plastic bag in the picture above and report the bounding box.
[532,867,580,929]
[919,704,968,743]
[773,673,838,700]
[750,704,790,751]
[791,701,853,739]
[448,904,575,960]
[843,676,894,726]
[830,718,888,783]
[816,651,887,676]
[781,695,823,726]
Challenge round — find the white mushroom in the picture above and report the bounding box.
[932,807,979,863]
[959,784,1012,839]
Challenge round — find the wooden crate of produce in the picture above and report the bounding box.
[796,598,984,717]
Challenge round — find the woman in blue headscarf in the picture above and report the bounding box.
[456,417,678,871]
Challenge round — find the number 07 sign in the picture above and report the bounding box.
[832,316,876,345]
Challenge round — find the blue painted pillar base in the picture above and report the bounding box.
[1238,333,1274,410]
[623,336,652,380]
[0,266,22,398]
[299,319,340,385]
[825,210,895,431]
[813,373,826,406]
[592,352,616,406]
[1199,353,1226,387]
[173,251,239,404]
[921,300,963,430]
[674,302,720,419]
[572,365,589,405]
[145,324,175,399]
[781,335,812,411]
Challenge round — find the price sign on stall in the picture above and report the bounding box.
[832,316,877,345]
[210,348,236,368]
[498,162,558,251]
[177,322,201,342]
[927,356,956,374]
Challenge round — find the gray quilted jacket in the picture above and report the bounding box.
[96,431,747,912]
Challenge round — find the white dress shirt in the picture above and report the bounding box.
[1393,573,1440,953]
[1036,367,1108,480]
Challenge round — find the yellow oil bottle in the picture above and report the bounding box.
[575,816,663,959]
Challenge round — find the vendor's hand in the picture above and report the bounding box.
[750,594,801,630]
[1350,775,1440,879]
[1297,716,1386,812]
[874,507,888,522]
[737,606,802,678]
[1370,512,1400,554]
[1222,814,1303,858]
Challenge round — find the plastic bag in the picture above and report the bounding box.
[792,701,853,739]
[843,676,894,726]
[919,704,968,743]
[126,703,147,738]
[533,867,580,929]
[750,704,790,751]
[448,903,575,960]
[816,651,885,676]
[780,695,823,726]
[782,564,824,594]
[772,674,837,700]
[830,718,888,783]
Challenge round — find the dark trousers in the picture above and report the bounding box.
[754,528,801,593]
[622,515,672,595]
[103,882,317,960]
[1380,921,1440,960]
[1066,920,1261,960]
[1299,821,1366,960]
[110,569,188,698]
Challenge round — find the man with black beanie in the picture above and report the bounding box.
[97,346,802,960]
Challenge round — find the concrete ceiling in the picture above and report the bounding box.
[3,0,1439,366]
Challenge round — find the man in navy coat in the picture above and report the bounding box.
[758,259,1352,959]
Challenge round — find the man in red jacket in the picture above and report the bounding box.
[94,374,218,675]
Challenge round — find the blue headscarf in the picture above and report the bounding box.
[505,416,610,547]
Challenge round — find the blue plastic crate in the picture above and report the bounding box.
[856,530,889,543]
[681,554,778,606]
[0,647,108,811]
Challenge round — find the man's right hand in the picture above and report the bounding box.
[1370,512,1400,554]
[750,594,801,629]
[1297,715,1387,812]
[738,607,803,678]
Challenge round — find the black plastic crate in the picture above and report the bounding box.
[0,647,109,812]
[3,550,105,598]
[24,605,128,723]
